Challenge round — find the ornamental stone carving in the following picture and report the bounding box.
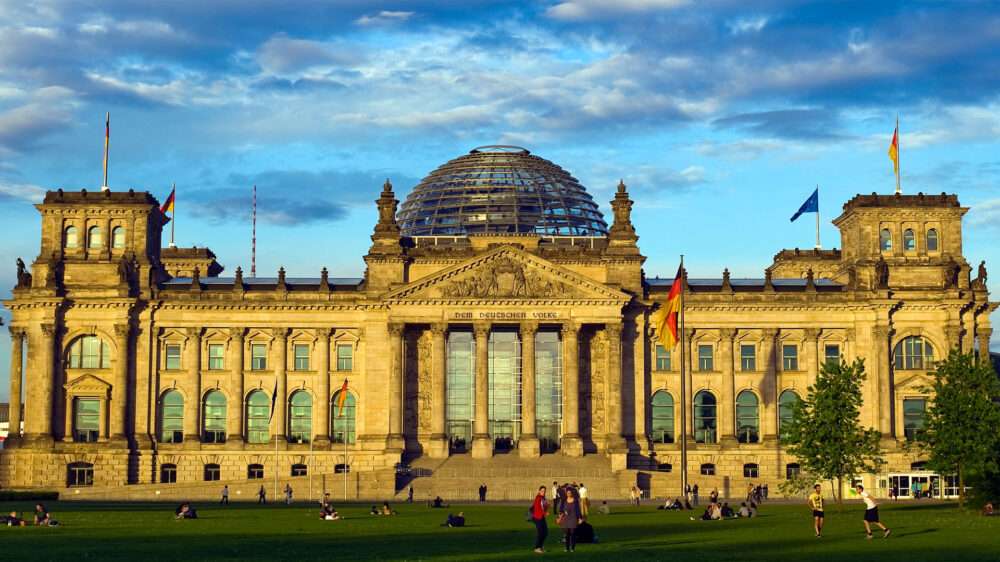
[440,256,569,298]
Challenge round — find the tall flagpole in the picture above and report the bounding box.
[170,182,176,248]
[251,186,257,278]
[274,393,279,504]
[814,185,820,250]
[102,112,110,191]
[895,116,901,195]
[679,255,687,498]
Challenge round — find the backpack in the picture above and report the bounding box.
[526,506,534,522]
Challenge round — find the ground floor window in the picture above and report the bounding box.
[291,464,308,477]
[743,463,759,478]
[160,464,177,483]
[335,463,350,474]
[248,464,264,479]
[700,463,715,476]
[786,463,801,479]
[204,464,221,482]
[68,462,94,486]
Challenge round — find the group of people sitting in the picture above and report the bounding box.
[1,504,55,526]
[173,502,198,519]
[691,500,757,521]
[319,493,340,520]
[370,501,398,516]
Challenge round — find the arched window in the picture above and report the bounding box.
[73,398,100,442]
[332,390,356,444]
[248,463,264,479]
[778,390,801,440]
[111,226,126,248]
[651,391,674,444]
[246,390,270,444]
[67,462,94,486]
[893,336,934,370]
[202,390,226,443]
[903,229,915,251]
[291,463,308,477]
[160,390,184,443]
[743,463,759,478]
[879,228,892,251]
[64,226,78,248]
[736,390,759,443]
[67,335,111,369]
[926,229,939,251]
[700,463,715,476]
[289,390,312,443]
[88,226,102,249]
[693,391,717,444]
[160,463,177,483]
[204,463,221,481]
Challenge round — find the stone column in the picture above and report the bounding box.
[978,328,993,361]
[183,327,202,446]
[8,327,25,442]
[945,325,963,354]
[428,323,449,459]
[561,322,583,456]
[519,322,539,459]
[313,328,331,446]
[719,328,737,446]
[805,328,822,389]
[472,322,492,459]
[110,323,130,444]
[34,323,57,442]
[761,329,778,442]
[872,325,893,438]
[272,327,288,443]
[63,394,74,442]
[605,322,627,453]
[385,323,404,451]
[228,328,245,446]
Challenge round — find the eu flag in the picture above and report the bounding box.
[790,187,818,222]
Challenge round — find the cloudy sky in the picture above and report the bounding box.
[2,1,1000,396]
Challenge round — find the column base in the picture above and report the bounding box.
[385,433,405,452]
[427,433,449,459]
[109,434,129,448]
[471,433,493,459]
[23,433,55,448]
[880,436,899,450]
[2,435,21,449]
[519,434,540,459]
[183,435,202,450]
[225,435,246,450]
[604,434,627,454]
[562,434,584,458]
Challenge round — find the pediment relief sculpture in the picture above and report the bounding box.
[440,256,569,298]
[64,373,112,396]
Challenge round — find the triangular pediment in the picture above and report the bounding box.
[384,245,630,304]
[895,373,933,392]
[64,374,112,395]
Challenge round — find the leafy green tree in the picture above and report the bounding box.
[782,357,882,513]
[915,349,1000,510]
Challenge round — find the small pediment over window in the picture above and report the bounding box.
[64,374,112,397]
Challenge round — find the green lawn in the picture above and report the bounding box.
[1,499,997,560]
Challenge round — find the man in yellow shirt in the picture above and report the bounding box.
[807,484,824,537]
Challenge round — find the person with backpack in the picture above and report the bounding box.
[531,485,550,553]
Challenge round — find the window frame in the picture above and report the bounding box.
[64,225,79,248]
[164,343,182,370]
[654,344,671,371]
[786,463,801,480]
[697,344,713,371]
[735,390,760,444]
[250,343,267,370]
[160,463,178,484]
[246,390,271,444]
[208,343,225,370]
[693,390,717,444]
[903,397,927,441]
[700,463,716,476]
[782,344,798,370]
[293,343,310,371]
[903,228,915,251]
[778,390,801,442]
[68,335,111,370]
[160,390,184,444]
[879,228,892,251]
[73,397,100,443]
[824,344,840,366]
[291,464,308,477]
[248,463,264,479]
[202,390,226,444]
[204,463,221,482]
[740,344,756,371]
[332,390,356,444]
[743,463,759,478]
[336,343,353,371]
[88,225,102,249]
[893,336,934,370]
[650,390,674,444]
[111,226,126,249]
[926,228,939,251]
[67,462,95,487]
[289,390,312,444]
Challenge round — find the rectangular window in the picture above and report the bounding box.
[68,465,94,487]
[293,344,310,371]
[655,345,671,371]
[740,344,756,371]
[74,398,100,442]
[208,344,224,370]
[161,466,177,484]
[825,344,840,366]
[782,344,798,370]
[165,344,181,370]
[698,344,713,371]
[903,398,926,441]
[251,344,267,370]
[82,337,103,369]
[337,344,353,371]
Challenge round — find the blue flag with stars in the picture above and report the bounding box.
[790,187,818,222]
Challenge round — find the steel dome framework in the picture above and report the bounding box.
[397,146,609,237]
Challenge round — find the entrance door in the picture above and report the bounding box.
[488,330,522,452]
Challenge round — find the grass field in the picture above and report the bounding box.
[1,499,997,560]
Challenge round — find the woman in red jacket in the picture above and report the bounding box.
[532,485,549,553]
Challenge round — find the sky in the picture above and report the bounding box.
[2,1,1000,400]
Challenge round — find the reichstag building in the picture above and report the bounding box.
[2,146,994,500]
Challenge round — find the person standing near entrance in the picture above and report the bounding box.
[531,485,550,553]
[221,485,229,505]
[578,482,589,517]
[855,485,890,539]
[479,483,488,501]
[807,484,824,537]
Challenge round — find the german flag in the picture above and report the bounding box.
[888,122,899,174]
[161,187,175,213]
[336,379,349,417]
[655,264,683,349]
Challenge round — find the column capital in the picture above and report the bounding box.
[8,326,26,339]
[981,327,994,338]
[114,323,131,338]
[873,325,892,340]
[719,328,737,340]
[684,327,696,339]
[473,321,490,339]
[520,321,539,338]
[430,322,448,336]
[186,327,202,340]
[314,327,332,341]
[40,323,56,337]
[804,328,822,341]
[761,328,779,340]
[229,327,246,341]
[387,323,404,338]
[605,322,623,338]
[561,321,581,338]
[270,326,288,341]
[944,325,963,343]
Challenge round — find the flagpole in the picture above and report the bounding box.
[102,112,109,191]
[814,184,820,250]
[170,182,176,248]
[895,116,901,195]
[309,431,314,503]
[274,397,279,504]
[678,255,687,499]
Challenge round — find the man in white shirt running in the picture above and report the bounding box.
[855,485,890,539]
[578,483,589,517]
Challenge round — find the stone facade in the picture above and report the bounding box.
[1,181,995,500]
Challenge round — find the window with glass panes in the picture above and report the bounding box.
[700,463,715,476]
[744,463,759,478]
[74,398,100,442]
[160,464,177,483]
[694,391,717,443]
[782,344,798,370]
[248,464,264,479]
[202,390,226,443]
[160,390,184,443]
[535,331,562,454]
[69,336,110,369]
[926,229,939,251]
[446,330,475,449]
[825,344,840,366]
[786,463,801,479]
[246,390,270,443]
[64,226,78,248]
[736,391,759,443]
[893,337,934,370]
[336,344,352,371]
[655,345,671,371]
[165,344,181,370]
[903,398,926,440]
[291,464,307,477]
[208,344,224,370]
[651,391,674,443]
[698,345,713,371]
[289,391,311,443]
[88,226,102,248]
[332,391,356,444]
[293,344,310,371]
[67,462,94,486]
[204,464,221,481]
[778,390,800,441]
[250,344,267,370]
[740,344,755,371]
[112,226,126,248]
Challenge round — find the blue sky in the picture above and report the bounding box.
[2,1,1000,399]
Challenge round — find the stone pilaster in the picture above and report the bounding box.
[683,328,695,442]
[7,327,25,444]
[804,328,822,389]
[472,322,492,459]
[183,327,202,447]
[314,328,332,446]
[873,325,893,438]
[719,328,737,446]
[605,322,628,453]
[978,328,993,361]
[110,323,130,444]
[385,323,404,451]
[272,327,288,444]
[761,328,778,442]
[28,323,57,444]
[428,323,449,459]
[561,322,583,457]
[519,322,539,458]
[227,328,245,446]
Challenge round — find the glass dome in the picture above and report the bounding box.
[397,146,609,237]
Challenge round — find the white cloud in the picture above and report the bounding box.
[0,179,45,201]
[697,139,783,161]
[545,0,690,21]
[354,11,415,26]
[257,35,361,75]
[728,16,768,35]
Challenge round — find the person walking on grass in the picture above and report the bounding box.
[532,485,550,553]
[559,487,583,552]
[258,485,267,504]
[855,485,890,539]
[578,482,589,517]
[408,484,414,503]
[221,485,229,505]
[807,484,824,537]
[284,483,293,505]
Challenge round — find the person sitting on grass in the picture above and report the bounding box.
[4,510,24,526]
[174,502,197,519]
[370,505,380,515]
[433,496,445,508]
[684,499,693,510]
[983,502,996,516]
[749,502,758,517]
[720,502,735,518]
[441,511,466,527]
[34,504,50,526]
[598,501,610,515]
[691,501,722,521]
[319,504,339,520]
[382,501,397,515]
[738,502,749,518]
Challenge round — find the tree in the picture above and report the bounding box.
[782,357,882,513]
[915,349,1000,510]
